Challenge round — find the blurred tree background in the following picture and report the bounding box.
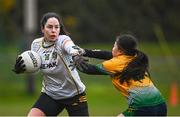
[0,0,180,116]
[0,0,179,45]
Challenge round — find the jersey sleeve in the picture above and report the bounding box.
[78,61,110,75]
[58,35,80,56]
[84,49,112,60]
[31,38,42,52]
[96,64,112,75]
[102,58,125,74]
[31,41,36,51]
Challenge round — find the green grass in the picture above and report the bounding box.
[0,42,180,116]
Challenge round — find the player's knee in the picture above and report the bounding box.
[117,113,125,117]
[27,108,45,117]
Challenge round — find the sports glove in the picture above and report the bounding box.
[12,56,26,74]
[69,55,88,71]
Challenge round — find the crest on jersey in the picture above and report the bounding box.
[52,52,57,60]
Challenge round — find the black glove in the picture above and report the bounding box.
[69,55,88,71]
[12,56,26,74]
[72,45,85,55]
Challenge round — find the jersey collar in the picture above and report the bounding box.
[42,38,55,48]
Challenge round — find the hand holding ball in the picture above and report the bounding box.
[13,50,41,74]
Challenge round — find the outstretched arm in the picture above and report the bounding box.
[84,49,113,60]
[79,62,109,75]
[72,56,110,75]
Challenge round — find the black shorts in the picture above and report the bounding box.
[32,92,89,116]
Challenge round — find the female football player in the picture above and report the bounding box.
[73,34,167,116]
[13,12,89,116]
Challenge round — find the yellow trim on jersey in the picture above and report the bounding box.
[55,45,80,95]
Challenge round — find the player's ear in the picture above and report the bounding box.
[117,49,124,55]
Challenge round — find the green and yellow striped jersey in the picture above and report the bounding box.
[97,54,165,108]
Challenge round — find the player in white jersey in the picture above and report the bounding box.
[13,12,89,116]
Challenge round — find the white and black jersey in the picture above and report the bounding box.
[31,35,85,100]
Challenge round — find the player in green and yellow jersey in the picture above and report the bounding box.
[73,34,167,116]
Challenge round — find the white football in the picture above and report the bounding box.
[20,50,41,73]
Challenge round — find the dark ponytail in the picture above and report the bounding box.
[119,49,149,84]
[115,34,150,84]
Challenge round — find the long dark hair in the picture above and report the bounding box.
[40,12,70,35]
[115,34,150,84]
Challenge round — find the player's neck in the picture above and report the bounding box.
[43,38,55,48]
